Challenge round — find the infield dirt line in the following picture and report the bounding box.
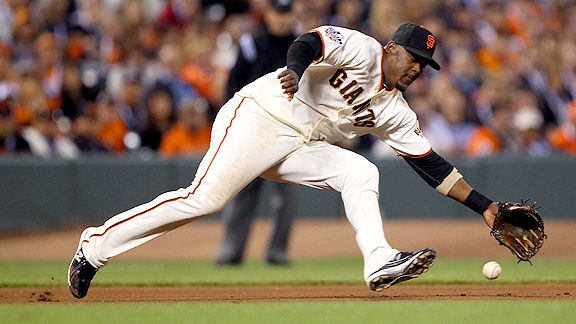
[1,284,575,304]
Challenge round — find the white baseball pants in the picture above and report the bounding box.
[80,95,398,280]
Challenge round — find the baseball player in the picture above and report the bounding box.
[68,23,499,299]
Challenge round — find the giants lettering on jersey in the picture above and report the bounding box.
[329,69,375,127]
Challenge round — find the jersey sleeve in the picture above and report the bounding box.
[373,98,433,157]
[310,26,372,68]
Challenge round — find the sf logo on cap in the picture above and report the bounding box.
[426,35,435,49]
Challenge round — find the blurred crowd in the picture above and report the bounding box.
[1,0,576,159]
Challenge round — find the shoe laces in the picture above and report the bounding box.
[74,250,85,262]
[393,251,413,261]
[74,249,98,278]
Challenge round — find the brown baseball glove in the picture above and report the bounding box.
[490,201,546,262]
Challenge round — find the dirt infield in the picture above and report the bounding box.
[2,284,576,303]
[1,219,575,260]
[0,219,575,303]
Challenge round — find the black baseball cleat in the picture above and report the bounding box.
[367,247,436,292]
[67,248,98,299]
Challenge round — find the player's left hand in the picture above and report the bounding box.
[490,201,546,262]
[278,68,299,101]
[482,202,498,228]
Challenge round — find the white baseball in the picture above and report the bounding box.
[482,261,502,280]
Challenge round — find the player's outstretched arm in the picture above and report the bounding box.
[278,32,323,100]
[482,202,498,228]
[405,151,546,262]
[446,178,498,228]
[402,150,497,227]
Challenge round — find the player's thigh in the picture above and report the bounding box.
[190,97,300,204]
[262,141,378,192]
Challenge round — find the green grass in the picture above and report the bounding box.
[1,258,575,323]
[1,301,576,324]
[0,257,575,287]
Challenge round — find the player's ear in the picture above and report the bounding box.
[384,41,395,54]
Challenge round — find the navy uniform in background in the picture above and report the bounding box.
[216,0,297,266]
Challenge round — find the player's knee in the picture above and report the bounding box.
[343,160,379,189]
[200,197,227,215]
[180,185,230,215]
[357,161,379,182]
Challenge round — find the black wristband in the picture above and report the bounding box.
[464,190,493,215]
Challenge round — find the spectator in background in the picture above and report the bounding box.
[10,3,39,71]
[10,70,77,159]
[330,0,370,34]
[0,43,25,153]
[510,90,550,156]
[548,102,576,154]
[511,106,550,156]
[65,25,107,105]
[114,69,145,135]
[448,47,481,100]
[371,95,457,158]
[94,94,128,153]
[159,97,211,158]
[410,96,457,156]
[369,0,405,41]
[0,83,28,153]
[3,0,576,160]
[34,32,63,114]
[60,62,87,120]
[430,76,475,155]
[35,0,71,39]
[178,17,225,110]
[145,41,202,123]
[71,110,108,153]
[293,0,331,34]
[140,86,176,151]
[155,0,203,30]
[215,0,297,266]
[21,108,79,159]
[467,101,512,157]
[0,0,14,44]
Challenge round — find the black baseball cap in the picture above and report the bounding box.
[270,0,293,12]
[391,22,441,70]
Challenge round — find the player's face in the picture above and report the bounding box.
[383,42,427,92]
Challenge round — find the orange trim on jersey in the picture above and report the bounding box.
[83,97,246,244]
[379,48,385,91]
[397,148,433,158]
[83,193,192,245]
[310,30,325,63]
[191,98,244,194]
[379,48,394,92]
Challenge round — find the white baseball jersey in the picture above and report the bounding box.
[238,25,432,157]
